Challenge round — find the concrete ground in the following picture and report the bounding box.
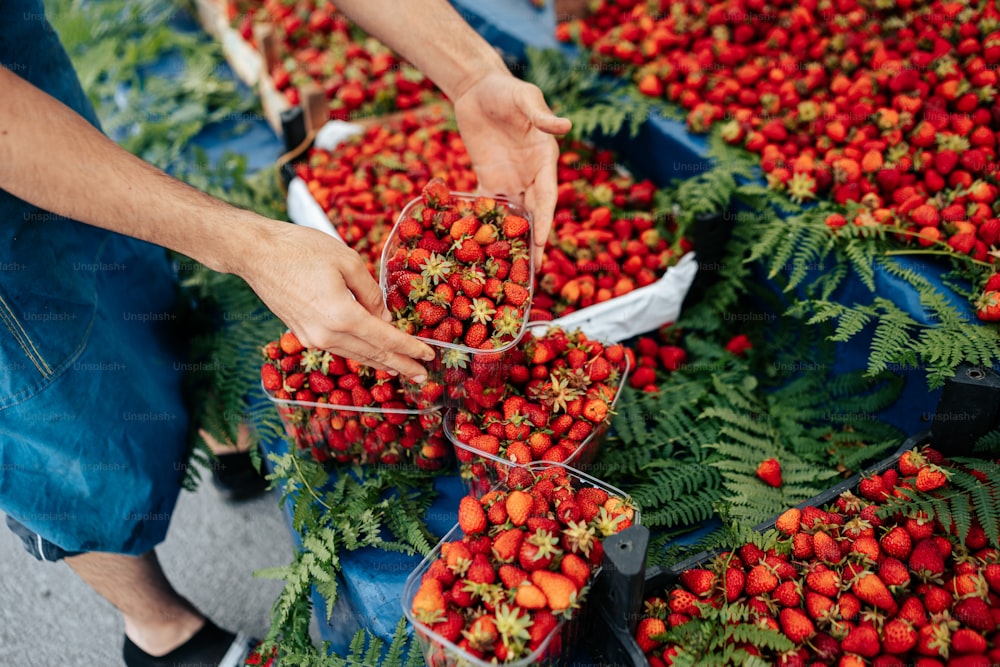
[0,478,292,666]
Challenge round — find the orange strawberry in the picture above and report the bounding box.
[852,572,898,614]
[531,570,579,614]
[458,496,487,535]
[498,564,529,589]
[779,607,815,644]
[503,215,530,238]
[505,490,534,527]
[491,528,525,564]
[411,577,446,624]
[514,582,549,610]
[775,508,801,535]
[560,552,591,590]
[915,465,948,492]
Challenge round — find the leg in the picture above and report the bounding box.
[64,550,204,657]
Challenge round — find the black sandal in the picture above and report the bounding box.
[211,450,270,501]
[123,620,257,667]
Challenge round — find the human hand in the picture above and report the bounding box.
[240,223,436,381]
[452,73,572,265]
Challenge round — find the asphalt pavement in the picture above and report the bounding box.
[0,477,294,666]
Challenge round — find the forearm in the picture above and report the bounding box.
[333,0,509,100]
[0,68,268,275]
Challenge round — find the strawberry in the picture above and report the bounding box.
[779,607,815,644]
[852,572,898,614]
[458,496,487,535]
[411,577,446,624]
[951,628,988,655]
[491,528,524,564]
[773,580,802,607]
[954,597,996,634]
[812,530,842,564]
[635,617,667,653]
[505,490,533,527]
[502,215,530,239]
[775,508,802,535]
[560,553,591,590]
[909,539,946,579]
[882,618,918,655]
[261,364,282,391]
[431,609,464,643]
[841,624,881,658]
[915,465,948,492]
[881,526,913,560]
[745,564,779,595]
[756,458,783,487]
[514,582,548,610]
[531,570,578,613]
[279,331,304,355]
[679,569,716,597]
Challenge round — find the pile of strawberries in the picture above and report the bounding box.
[260,331,449,469]
[226,0,437,114]
[294,109,475,276]
[634,445,1000,665]
[382,180,533,356]
[448,327,629,494]
[293,109,692,319]
[409,465,637,664]
[558,0,1000,320]
[531,146,690,321]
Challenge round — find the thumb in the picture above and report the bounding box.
[343,267,391,320]
[532,113,573,136]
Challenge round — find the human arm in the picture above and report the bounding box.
[333,0,572,264]
[0,68,434,379]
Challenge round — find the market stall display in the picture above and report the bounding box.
[60,0,1000,664]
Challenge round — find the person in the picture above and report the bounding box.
[0,0,571,665]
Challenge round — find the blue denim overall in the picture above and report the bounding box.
[0,0,191,556]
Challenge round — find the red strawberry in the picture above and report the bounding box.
[745,564,779,595]
[679,569,716,597]
[881,526,913,560]
[951,628,988,654]
[756,458,782,487]
[261,364,282,391]
[635,617,667,653]
[882,618,918,655]
[841,624,881,658]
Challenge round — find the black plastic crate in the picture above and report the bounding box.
[593,431,931,667]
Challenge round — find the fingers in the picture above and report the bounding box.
[526,144,559,267]
[351,308,436,380]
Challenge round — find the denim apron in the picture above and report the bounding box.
[0,0,191,554]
